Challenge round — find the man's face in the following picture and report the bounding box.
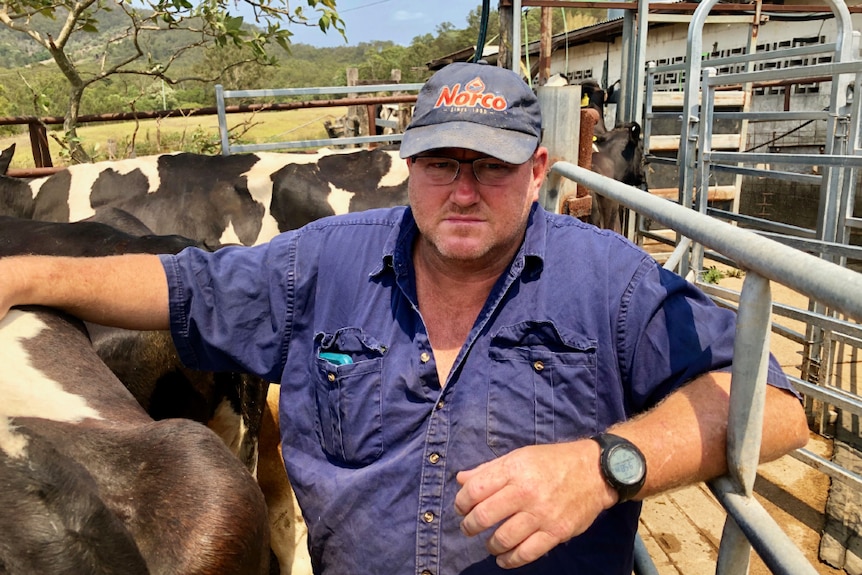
[407,147,548,269]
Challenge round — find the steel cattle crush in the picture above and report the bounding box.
[551,159,862,575]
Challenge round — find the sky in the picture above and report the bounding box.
[284,0,482,47]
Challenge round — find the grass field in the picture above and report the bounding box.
[0,107,350,170]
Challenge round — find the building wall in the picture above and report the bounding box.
[545,14,860,230]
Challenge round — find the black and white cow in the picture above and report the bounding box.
[0,215,295,573]
[0,147,409,247]
[0,215,269,469]
[588,122,646,233]
[0,305,271,574]
[0,146,409,575]
[578,79,609,135]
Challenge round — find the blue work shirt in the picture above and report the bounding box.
[161,203,792,575]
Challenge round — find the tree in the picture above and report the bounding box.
[0,0,344,162]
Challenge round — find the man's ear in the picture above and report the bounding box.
[530,147,550,201]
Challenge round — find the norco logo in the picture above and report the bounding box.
[434,77,508,111]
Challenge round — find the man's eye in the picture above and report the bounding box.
[418,158,454,170]
[427,161,453,169]
[481,161,515,172]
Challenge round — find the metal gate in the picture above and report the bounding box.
[616,0,862,571]
[551,158,862,575]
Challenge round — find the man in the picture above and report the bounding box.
[1,62,808,574]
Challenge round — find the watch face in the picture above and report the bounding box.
[608,445,646,486]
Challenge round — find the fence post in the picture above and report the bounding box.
[28,122,52,168]
[537,84,582,214]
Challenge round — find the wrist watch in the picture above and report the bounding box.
[591,432,647,503]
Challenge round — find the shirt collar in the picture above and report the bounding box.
[371,207,417,279]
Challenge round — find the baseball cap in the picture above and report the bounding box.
[399,62,542,164]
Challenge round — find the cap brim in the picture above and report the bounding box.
[399,122,538,164]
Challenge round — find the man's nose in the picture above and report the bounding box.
[451,163,481,202]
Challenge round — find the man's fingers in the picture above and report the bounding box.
[493,529,561,570]
[483,510,535,556]
[454,464,508,517]
[458,484,521,537]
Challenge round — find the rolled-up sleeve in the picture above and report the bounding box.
[158,233,297,382]
[618,258,794,412]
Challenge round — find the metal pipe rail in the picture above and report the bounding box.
[704,60,861,92]
[215,82,423,155]
[227,134,405,154]
[791,448,862,491]
[707,210,817,238]
[552,165,862,321]
[713,111,831,122]
[551,160,862,575]
[709,163,823,186]
[700,283,862,441]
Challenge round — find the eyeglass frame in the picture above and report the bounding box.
[408,155,528,186]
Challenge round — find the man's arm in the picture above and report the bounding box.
[1,254,170,329]
[454,371,809,569]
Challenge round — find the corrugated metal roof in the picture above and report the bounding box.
[426,18,626,70]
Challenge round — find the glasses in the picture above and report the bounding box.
[410,156,523,186]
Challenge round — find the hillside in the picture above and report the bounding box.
[0,0,465,122]
[0,3,144,67]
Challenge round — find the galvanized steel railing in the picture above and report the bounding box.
[550,160,862,575]
[214,83,422,155]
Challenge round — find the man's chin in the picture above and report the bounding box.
[435,240,493,263]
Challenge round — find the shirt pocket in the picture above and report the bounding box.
[313,328,387,466]
[487,320,598,457]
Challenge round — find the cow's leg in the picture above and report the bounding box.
[591,194,622,233]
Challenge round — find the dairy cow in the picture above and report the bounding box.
[0,214,303,574]
[0,146,409,575]
[0,215,268,471]
[578,79,609,134]
[0,306,270,574]
[0,147,409,247]
[588,122,646,233]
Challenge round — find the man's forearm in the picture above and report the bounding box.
[1,254,171,330]
[612,371,809,499]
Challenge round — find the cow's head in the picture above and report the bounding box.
[579,80,608,134]
[593,122,646,190]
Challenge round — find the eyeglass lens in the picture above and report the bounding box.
[412,157,520,186]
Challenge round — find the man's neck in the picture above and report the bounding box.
[412,243,510,386]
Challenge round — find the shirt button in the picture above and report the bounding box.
[420,352,431,363]
[429,452,440,464]
[533,360,544,372]
[422,511,435,523]
[436,400,445,410]
[327,372,336,382]
[420,571,433,575]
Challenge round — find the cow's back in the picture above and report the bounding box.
[0,306,271,575]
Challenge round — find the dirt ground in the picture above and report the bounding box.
[636,255,847,574]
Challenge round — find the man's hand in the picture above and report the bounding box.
[454,440,617,569]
